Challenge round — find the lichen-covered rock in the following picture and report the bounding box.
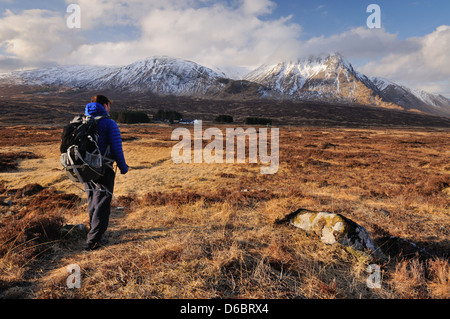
[276,208,378,252]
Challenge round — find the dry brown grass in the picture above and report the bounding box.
[0,152,41,172]
[0,124,449,299]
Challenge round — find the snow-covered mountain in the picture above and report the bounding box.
[243,54,450,116]
[0,56,233,97]
[370,77,450,117]
[244,54,398,109]
[0,56,277,99]
[1,54,449,117]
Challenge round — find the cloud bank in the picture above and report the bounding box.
[359,26,450,96]
[0,0,448,97]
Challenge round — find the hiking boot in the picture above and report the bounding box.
[85,238,109,251]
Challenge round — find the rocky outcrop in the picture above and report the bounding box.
[275,208,378,253]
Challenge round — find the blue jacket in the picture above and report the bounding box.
[85,102,128,174]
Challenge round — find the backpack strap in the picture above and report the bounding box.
[94,115,108,122]
[66,145,86,184]
[102,145,115,171]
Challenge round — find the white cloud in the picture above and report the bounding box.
[267,27,420,62]
[0,1,448,97]
[0,8,84,71]
[239,0,276,16]
[359,25,450,97]
[267,25,450,97]
[64,0,207,30]
[63,0,301,70]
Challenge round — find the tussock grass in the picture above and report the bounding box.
[0,152,41,172]
[0,125,449,299]
[0,184,80,294]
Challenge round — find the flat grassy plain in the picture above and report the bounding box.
[0,123,449,299]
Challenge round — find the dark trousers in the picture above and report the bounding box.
[85,168,115,245]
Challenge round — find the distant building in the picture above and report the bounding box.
[179,119,200,124]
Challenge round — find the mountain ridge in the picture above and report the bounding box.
[1,54,449,118]
[244,54,450,117]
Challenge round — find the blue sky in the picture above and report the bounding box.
[0,0,449,96]
[3,0,448,39]
[272,0,450,40]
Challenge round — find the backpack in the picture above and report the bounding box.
[60,115,110,184]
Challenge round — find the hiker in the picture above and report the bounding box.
[84,95,128,250]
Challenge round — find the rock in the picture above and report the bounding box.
[276,208,378,253]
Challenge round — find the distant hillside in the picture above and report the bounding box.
[1,54,449,120]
